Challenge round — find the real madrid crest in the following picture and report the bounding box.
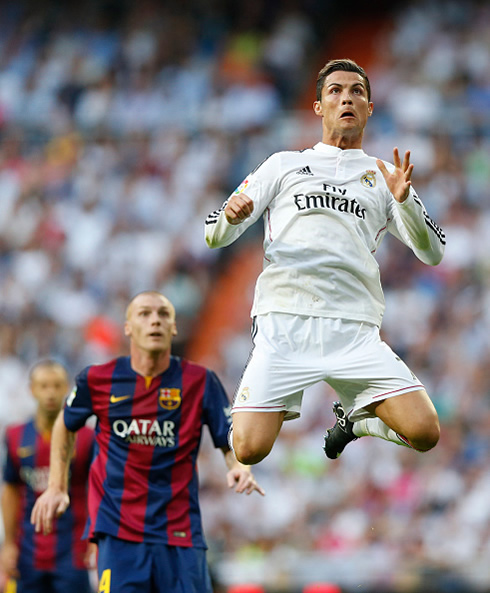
[360,170,376,188]
[159,388,182,410]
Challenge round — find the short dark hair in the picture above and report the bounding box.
[316,58,371,102]
[29,359,67,381]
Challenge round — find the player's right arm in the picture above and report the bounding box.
[1,483,20,578]
[205,152,281,248]
[30,411,76,535]
[205,192,258,248]
[224,193,254,225]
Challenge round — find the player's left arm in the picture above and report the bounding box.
[30,410,76,534]
[221,447,265,496]
[0,483,20,578]
[378,147,445,265]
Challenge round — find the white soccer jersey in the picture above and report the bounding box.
[205,142,445,326]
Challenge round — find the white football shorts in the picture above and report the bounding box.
[232,312,425,422]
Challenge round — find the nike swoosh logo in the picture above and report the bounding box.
[110,394,131,404]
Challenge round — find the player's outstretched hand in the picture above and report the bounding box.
[226,468,265,496]
[225,193,254,225]
[30,487,70,535]
[376,147,414,203]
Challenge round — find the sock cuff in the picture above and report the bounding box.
[353,418,367,438]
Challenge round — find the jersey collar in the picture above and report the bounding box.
[313,142,365,157]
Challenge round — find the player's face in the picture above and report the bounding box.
[313,70,373,143]
[31,366,69,418]
[125,294,177,354]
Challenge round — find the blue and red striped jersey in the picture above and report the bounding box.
[64,355,231,548]
[2,420,94,571]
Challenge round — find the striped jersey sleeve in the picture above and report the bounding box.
[389,189,445,266]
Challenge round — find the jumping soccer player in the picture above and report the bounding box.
[1,360,94,593]
[31,291,264,593]
[205,58,445,465]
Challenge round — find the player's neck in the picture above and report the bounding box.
[322,131,363,150]
[130,347,171,378]
[35,411,57,436]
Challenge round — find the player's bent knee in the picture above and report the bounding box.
[410,422,440,452]
[232,411,284,465]
[234,447,270,465]
[232,431,274,465]
[233,445,269,465]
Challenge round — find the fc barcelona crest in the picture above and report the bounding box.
[159,388,182,410]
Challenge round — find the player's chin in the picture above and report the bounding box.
[147,338,169,352]
[339,118,358,126]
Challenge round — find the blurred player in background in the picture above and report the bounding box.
[205,58,445,465]
[1,359,94,593]
[31,291,264,593]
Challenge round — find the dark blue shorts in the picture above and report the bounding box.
[96,535,213,593]
[6,566,92,593]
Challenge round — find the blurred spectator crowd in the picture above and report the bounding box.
[1,0,490,592]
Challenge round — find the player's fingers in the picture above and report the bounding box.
[245,482,263,496]
[239,474,265,496]
[34,504,45,533]
[233,471,256,494]
[225,202,241,217]
[238,193,254,207]
[43,498,63,534]
[236,196,254,217]
[226,471,237,489]
[224,206,243,224]
[247,480,265,496]
[31,501,43,533]
[227,469,251,493]
[44,515,54,535]
[30,501,38,526]
[225,200,252,224]
[41,505,52,534]
[376,159,389,178]
[234,473,248,493]
[405,163,414,182]
[56,497,69,516]
[393,147,401,168]
[402,150,411,172]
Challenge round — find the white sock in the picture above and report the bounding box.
[353,418,413,449]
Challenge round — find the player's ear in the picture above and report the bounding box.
[313,100,323,117]
[368,102,373,117]
[124,321,131,337]
[172,322,178,337]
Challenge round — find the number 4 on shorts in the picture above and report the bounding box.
[98,569,111,593]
